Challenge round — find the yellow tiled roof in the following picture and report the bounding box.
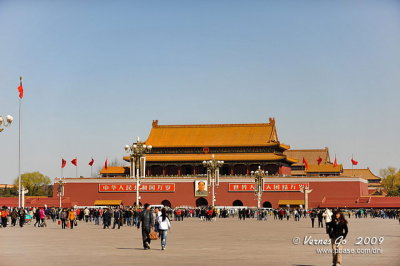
[100,166,129,175]
[94,200,122,206]
[341,168,381,180]
[284,148,331,166]
[145,118,290,148]
[278,200,305,205]
[306,164,343,173]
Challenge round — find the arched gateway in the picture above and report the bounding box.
[263,201,272,208]
[161,200,172,208]
[233,200,244,206]
[196,197,208,207]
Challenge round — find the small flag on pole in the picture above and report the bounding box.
[317,156,322,165]
[89,158,94,166]
[17,77,24,99]
[302,157,309,170]
[333,156,338,167]
[104,159,108,170]
[351,158,358,166]
[71,158,78,166]
[61,158,67,168]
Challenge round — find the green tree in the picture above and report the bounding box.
[379,167,400,197]
[13,171,52,196]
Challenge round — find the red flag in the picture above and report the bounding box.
[317,156,322,165]
[89,158,94,166]
[351,158,358,165]
[71,158,78,166]
[302,157,309,170]
[104,159,108,170]
[17,78,24,99]
[333,157,338,167]
[61,158,66,168]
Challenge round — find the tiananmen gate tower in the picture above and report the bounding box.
[37,118,399,209]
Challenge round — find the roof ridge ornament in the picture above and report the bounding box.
[152,120,159,127]
[268,117,275,126]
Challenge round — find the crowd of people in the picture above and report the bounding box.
[0,206,399,230]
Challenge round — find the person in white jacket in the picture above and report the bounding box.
[322,208,333,233]
[157,208,171,250]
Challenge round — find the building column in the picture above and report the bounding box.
[230,165,234,175]
[246,165,250,176]
[178,166,182,176]
[162,166,166,176]
[193,165,197,175]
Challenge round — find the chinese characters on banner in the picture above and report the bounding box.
[99,183,175,193]
[229,183,309,192]
[263,183,309,191]
[228,183,255,192]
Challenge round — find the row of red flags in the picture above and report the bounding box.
[18,79,360,172]
[61,158,108,169]
[302,156,358,169]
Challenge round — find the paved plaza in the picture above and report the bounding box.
[0,217,399,266]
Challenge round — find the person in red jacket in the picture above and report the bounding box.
[1,207,9,227]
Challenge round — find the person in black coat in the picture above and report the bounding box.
[18,208,26,228]
[113,208,121,229]
[103,208,111,229]
[317,210,324,228]
[310,210,317,228]
[137,203,154,250]
[327,211,348,266]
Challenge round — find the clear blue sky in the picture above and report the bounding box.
[0,0,399,183]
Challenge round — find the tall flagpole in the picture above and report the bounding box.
[76,157,78,178]
[18,76,22,208]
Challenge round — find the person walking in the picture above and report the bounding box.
[157,208,171,250]
[294,209,300,222]
[103,208,111,229]
[10,208,18,227]
[18,208,26,227]
[317,210,324,228]
[327,211,348,266]
[113,208,122,229]
[310,210,316,228]
[84,208,90,223]
[137,203,154,250]
[1,207,9,227]
[323,208,333,233]
[68,208,76,229]
[60,208,68,229]
[39,208,47,227]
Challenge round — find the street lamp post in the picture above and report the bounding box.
[0,115,13,132]
[57,179,64,208]
[202,155,224,208]
[251,166,267,209]
[300,186,313,210]
[125,137,152,208]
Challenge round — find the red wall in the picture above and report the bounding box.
[55,177,368,208]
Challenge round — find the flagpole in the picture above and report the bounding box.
[18,98,21,207]
[76,157,78,178]
[18,76,22,208]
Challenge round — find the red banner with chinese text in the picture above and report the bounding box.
[229,183,309,192]
[228,183,255,192]
[263,183,309,192]
[99,183,175,193]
